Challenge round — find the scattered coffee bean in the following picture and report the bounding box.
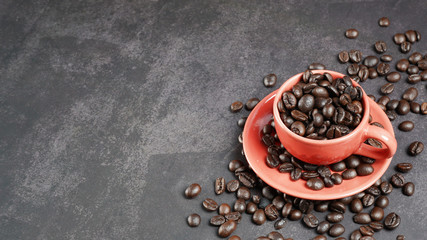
[407,74,421,84]
[210,215,226,226]
[219,203,232,215]
[346,29,359,39]
[187,213,201,227]
[391,173,405,188]
[362,194,375,207]
[380,181,393,195]
[378,17,390,27]
[252,209,266,225]
[267,231,285,240]
[393,33,406,44]
[377,96,390,106]
[396,235,405,240]
[230,101,244,113]
[384,212,401,230]
[377,62,390,75]
[396,59,409,72]
[274,218,287,230]
[289,209,302,221]
[380,83,394,95]
[405,30,417,43]
[410,102,420,113]
[329,223,345,237]
[338,51,350,63]
[418,59,427,70]
[215,177,226,195]
[409,52,423,64]
[402,182,415,196]
[398,121,414,132]
[263,74,277,87]
[408,141,424,156]
[265,204,280,220]
[375,196,389,208]
[350,198,363,213]
[421,70,427,81]
[227,180,240,192]
[327,212,344,223]
[396,100,410,115]
[374,41,387,53]
[218,220,237,237]
[348,63,360,75]
[422,102,427,114]
[395,163,413,173]
[309,63,326,70]
[407,65,419,75]
[381,54,392,62]
[360,225,374,236]
[229,160,244,172]
[303,213,319,228]
[354,213,372,224]
[369,221,384,232]
[349,50,363,63]
[203,198,219,211]
[402,87,418,101]
[185,183,202,199]
[371,207,385,221]
[386,72,401,83]
[400,41,411,53]
[350,229,363,239]
[246,98,260,110]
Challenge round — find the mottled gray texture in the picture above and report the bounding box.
[0,0,426,239]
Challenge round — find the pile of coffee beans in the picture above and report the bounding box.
[184,16,425,239]
[278,72,364,139]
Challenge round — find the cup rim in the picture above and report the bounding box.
[273,70,371,145]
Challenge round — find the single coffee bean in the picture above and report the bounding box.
[375,196,389,208]
[230,101,244,112]
[281,203,292,218]
[289,209,302,221]
[356,163,374,176]
[329,201,346,214]
[350,198,363,213]
[349,50,363,63]
[368,68,378,79]
[405,30,417,43]
[229,159,244,172]
[184,183,202,199]
[409,52,423,64]
[418,59,427,70]
[395,163,412,173]
[370,207,385,221]
[266,154,280,168]
[314,201,330,212]
[237,186,251,200]
[396,235,406,240]
[365,186,380,196]
[298,94,315,113]
[229,236,241,240]
[391,173,405,188]
[299,199,314,214]
[187,213,201,227]
[358,67,369,81]
[415,30,422,41]
[408,141,424,156]
[267,231,285,240]
[331,173,343,185]
[394,33,406,44]
[354,213,372,224]
[252,195,261,205]
[309,63,326,70]
[350,230,363,240]
[215,177,226,195]
[407,74,421,84]
[398,121,414,132]
[378,17,390,27]
[400,41,411,53]
[342,168,357,179]
[303,213,319,228]
[384,212,400,230]
[386,72,401,83]
[203,198,219,211]
[261,186,277,200]
[272,196,286,210]
[327,212,344,223]
[226,180,240,192]
[345,155,360,169]
[330,161,346,172]
[338,51,349,63]
[396,100,410,115]
[317,221,330,234]
[245,98,260,110]
[369,221,384,232]
[381,54,392,62]
[374,41,387,53]
[402,87,418,101]
[237,171,256,188]
[362,194,375,207]
[246,202,258,214]
[421,70,427,81]
[380,181,393,195]
[396,59,410,72]
[410,102,420,113]
[290,121,306,136]
[218,220,237,238]
[234,198,246,213]
[225,212,242,223]
[219,203,232,215]
[377,96,390,105]
[210,215,226,226]
[422,102,427,114]
[364,56,379,67]
[274,218,287,230]
[307,178,325,190]
[265,204,279,220]
[347,63,360,76]
[407,65,420,74]
[237,117,247,128]
[346,29,359,39]
[329,223,345,237]
[359,225,374,236]
[402,182,415,196]
[263,73,277,87]
[253,209,266,225]
[377,62,390,75]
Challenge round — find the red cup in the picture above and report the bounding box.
[273,70,397,165]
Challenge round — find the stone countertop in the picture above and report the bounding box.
[0,0,426,239]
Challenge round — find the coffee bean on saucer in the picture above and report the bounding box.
[185,183,202,198]
[394,33,406,44]
[400,41,411,53]
[374,41,387,53]
[338,51,349,63]
[380,83,394,95]
[187,213,201,227]
[384,212,401,230]
[356,163,374,176]
[346,29,359,39]
[378,17,390,26]
[402,182,415,196]
[408,141,424,156]
[246,98,260,110]
[306,178,324,190]
[263,74,277,87]
[398,121,414,132]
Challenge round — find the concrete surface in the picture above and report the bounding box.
[0,0,426,239]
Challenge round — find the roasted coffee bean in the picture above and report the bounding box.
[314,201,330,212]
[278,162,294,173]
[265,204,279,220]
[246,202,258,214]
[203,198,219,211]
[303,213,319,228]
[329,223,345,237]
[400,41,411,53]
[298,94,315,113]
[317,166,331,178]
[229,160,244,172]
[402,182,415,196]
[327,212,344,223]
[395,162,412,173]
[350,230,363,240]
[402,87,418,102]
[391,173,405,188]
[261,186,276,200]
[408,141,424,156]
[338,51,349,63]
[304,82,318,92]
[369,221,384,232]
[317,221,330,234]
[234,198,246,213]
[263,74,277,87]
[407,74,421,84]
[396,59,410,72]
[354,213,372,224]
[289,209,302,221]
[377,96,390,106]
[377,62,390,75]
[187,213,201,227]
[384,212,400,230]
[407,65,419,74]
[329,201,346,214]
[371,207,384,221]
[246,98,260,110]
[262,134,275,147]
[210,215,226,226]
[282,92,297,110]
[365,186,381,196]
[378,17,390,27]
[331,173,343,185]
[293,84,304,99]
[252,195,261,204]
[396,235,405,240]
[360,225,374,236]
[299,199,314,214]
[253,209,266,225]
[185,183,202,199]
[350,198,363,213]
[267,231,285,240]
[215,177,226,195]
[348,63,360,75]
[405,30,417,43]
[349,50,363,63]
[398,121,414,132]
[360,156,376,164]
[394,33,406,44]
[421,70,427,81]
[357,163,374,176]
[381,54,392,62]
[306,178,324,190]
[345,155,360,169]
[226,180,240,192]
[362,194,375,207]
[309,63,326,70]
[386,72,401,83]
[218,220,237,237]
[342,168,357,179]
[273,218,287,230]
[230,101,244,112]
[374,41,387,53]
[237,171,256,188]
[418,59,427,70]
[416,30,422,41]
[266,154,280,168]
[368,68,378,79]
[375,196,389,208]
[346,29,359,39]
[330,161,346,172]
[358,67,369,81]
[228,236,241,240]
[312,87,329,98]
[290,121,306,136]
[237,186,251,200]
[409,52,423,64]
[281,203,292,218]
[290,167,302,181]
[380,181,393,195]
[380,83,394,95]
[219,203,232,215]
[422,102,427,114]
[396,100,410,115]
[237,117,247,128]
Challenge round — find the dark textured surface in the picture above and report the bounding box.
[0,0,426,239]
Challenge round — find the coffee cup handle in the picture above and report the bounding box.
[354,125,397,160]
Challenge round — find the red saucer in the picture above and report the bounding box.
[242,90,394,200]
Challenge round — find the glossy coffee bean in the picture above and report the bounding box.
[400,41,411,53]
[230,101,244,112]
[316,220,330,234]
[396,59,410,72]
[384,212,400,230]
[187,213,201,227]
[386,72,401,82]
[419,59,427,70]
[402,182,415,196]
[246,202,258,214]
[281,203,292,218]
[329,223,345,237]
[377,96,390,106]
[338,51,349,63]
[229,160,244,172]
[402,87,418,101]
[215,177,226,195]
[342,168,357,179]
[210,215,226,226]
[374,41,387,53]
[398,121,414,132]
[267,231,285,240]
[219,203,232,215]
[394,33,406,44]
[309,63,326,70]
[227,180,240,192]
[303,213,319,228]
[396,100,410,115]
[326,212,344,223]
[422,102,427,114]
[289,209,302,221]
[377,62,390,75]
[245,98,260,110]
[349,50,363,63]
[369,221,384,232]
[362,194,375,207]
[368,68,378,79]
[370,207,384,221]
[375,196,389,208]
[354,213,372,224]
[378,17,390,27]
[364,56,379,67]
[380,181,393,195]
[381,54,392,62]
[408,141,424,156]
[359,225,374,236]
[391,173,405,188]
[350,198,363,213]
[329,201,346,214]
[380,83,394,95]
[185,183,202,198]
[350,230,363,240]
[346,29,359,39]
[407,74,421,84]
[265,204,280,221]
[356,163,374,176]
[253,209,266,225]
[218,220,237,237]
[405,30,417,43]
[203,198,219,211]
[263,74,277,87]
[409,52,423,64]
[395,162,413,173]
